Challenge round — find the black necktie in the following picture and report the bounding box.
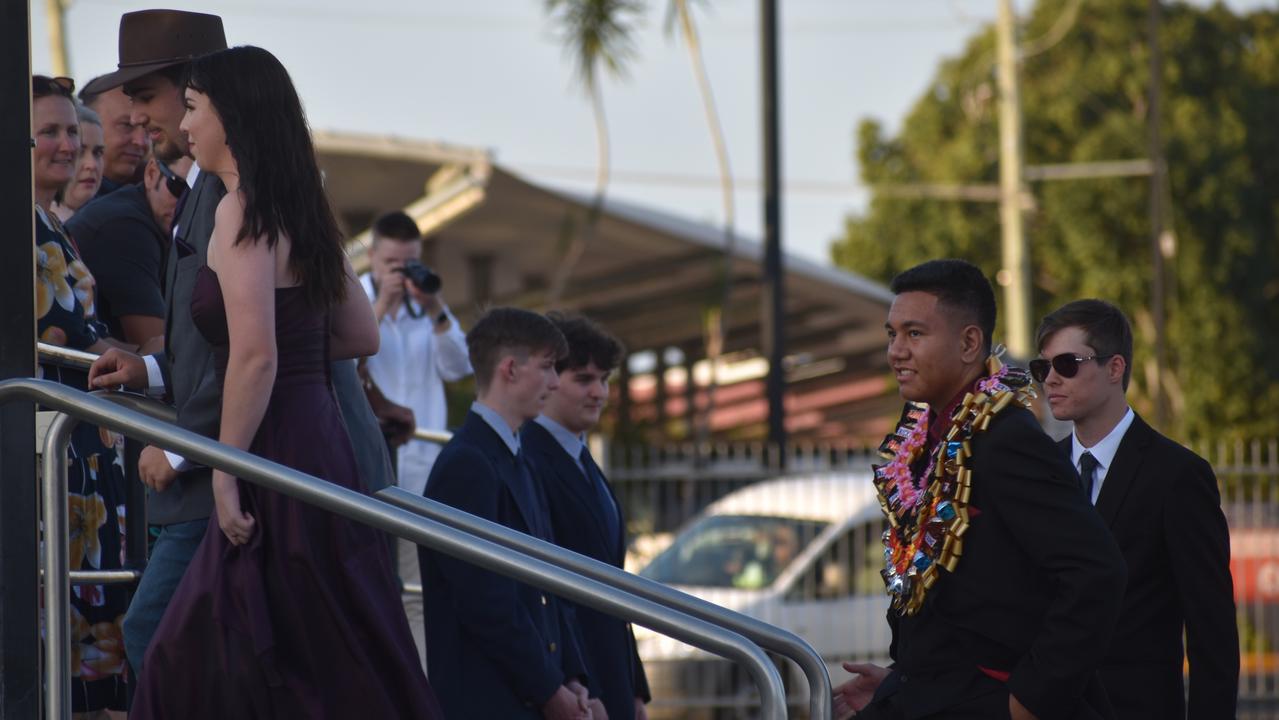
[1079,451,1099,502]
[580,447,621,547]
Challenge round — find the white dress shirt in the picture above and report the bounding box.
[361,273,471,495]
[1071,407,1136,505]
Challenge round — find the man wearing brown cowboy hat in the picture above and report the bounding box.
[87,10,398,675]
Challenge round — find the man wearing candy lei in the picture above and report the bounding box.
[833,260,1126,720]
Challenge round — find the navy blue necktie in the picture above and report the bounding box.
[1079,451,1099,502]
[579,447,621,547]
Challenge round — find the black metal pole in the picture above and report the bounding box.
[0,0,40,715]
[760,0,786,461]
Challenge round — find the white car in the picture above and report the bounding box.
[636,473,892,718]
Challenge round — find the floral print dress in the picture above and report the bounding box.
[36,206,130,712]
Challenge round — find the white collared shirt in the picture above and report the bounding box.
[363,271,472,494]
[1071,407,1136,505]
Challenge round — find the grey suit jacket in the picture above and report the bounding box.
[148,172,393,524]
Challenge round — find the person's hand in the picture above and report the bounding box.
[89,347,148,390]
[833,662,889,719]
[362,375,417,447]
[542,685,590,720]
[633,698,647,720]
[1009,694,1040,720]
[213,471,255,546]
[373,275,405,322]
[138,445,180,492]
[586,698,607,720]
[406,284,443,317]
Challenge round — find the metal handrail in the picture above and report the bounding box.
[377,486,834,719]
[37,342,99,370]
[39,342,455,449]
[5,378,788,720]
[412,427,452,444]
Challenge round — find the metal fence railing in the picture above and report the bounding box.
[15,377,791,720]
[608,438,1279,718]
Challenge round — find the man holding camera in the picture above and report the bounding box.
[360,210,471,670]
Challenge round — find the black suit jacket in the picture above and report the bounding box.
[1059,414,1238,719]
[522,422,651,720]
[419,412,589,719]
[876,406,1126,720]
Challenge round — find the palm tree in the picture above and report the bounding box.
[665,0,735,442]
[543,0,644,306]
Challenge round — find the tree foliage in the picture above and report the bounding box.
[832,0,1279,440]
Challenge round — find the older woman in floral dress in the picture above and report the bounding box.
[32,74,136,717]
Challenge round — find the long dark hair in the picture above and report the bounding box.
[186,46,345,308]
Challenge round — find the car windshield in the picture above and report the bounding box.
[640,515,829,589]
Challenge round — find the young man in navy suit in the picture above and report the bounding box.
[523,313,651,720]
[1035,299,1238,719]
[418,307,596,720]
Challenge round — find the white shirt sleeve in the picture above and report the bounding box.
[143,354,167,395]
[434,310,472,382]
[163,450,196,472]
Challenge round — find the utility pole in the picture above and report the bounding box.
[1147,0,1169,428]
[760,0,786,462]
[45,0,70,76]
[996,0,1033,359]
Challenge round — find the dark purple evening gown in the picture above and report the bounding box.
[133,266,441,718]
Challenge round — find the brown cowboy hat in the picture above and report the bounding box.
[81,10,227,96]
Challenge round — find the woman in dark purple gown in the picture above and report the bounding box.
[132,46,441,718]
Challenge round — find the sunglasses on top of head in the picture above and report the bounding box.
[1029,353,1115,383]
[154,158,187,199]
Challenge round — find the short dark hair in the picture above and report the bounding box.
[372,211,421,244]
[547,312,624,374]
[467,308,568,392]
[889,259,997,354]
[1036,299,1134,390]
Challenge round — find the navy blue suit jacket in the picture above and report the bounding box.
[523,422,651,720]
[419,412,588,719]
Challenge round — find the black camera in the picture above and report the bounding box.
[394,260,442,294]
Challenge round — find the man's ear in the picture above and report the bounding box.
[960,324,985,363]
[1106,354,1127,385]
[495,354,517,386]
[143,159,159,190]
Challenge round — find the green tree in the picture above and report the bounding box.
[832,0,1279,441]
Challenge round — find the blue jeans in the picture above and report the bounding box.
[122,519,209,672]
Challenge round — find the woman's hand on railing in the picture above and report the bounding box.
[213,471,256,546]
[88,348,148,391]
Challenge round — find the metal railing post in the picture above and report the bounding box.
[41,412,78,720]
[5,379,790,719]
[377,486,834,718]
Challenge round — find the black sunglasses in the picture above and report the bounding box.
[1029,353,1114,383]
[154,158,187,199]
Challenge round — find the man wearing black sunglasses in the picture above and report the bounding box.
[1036,300,1237,720]
[67,153,193,347]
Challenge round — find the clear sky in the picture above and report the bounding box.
[30,0,1271,265]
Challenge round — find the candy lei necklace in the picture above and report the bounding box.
[872,355,1037,616]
